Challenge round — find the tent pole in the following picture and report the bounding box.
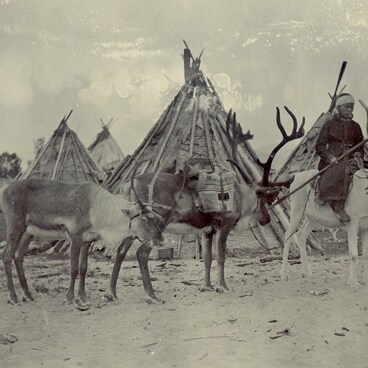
[202,111,215,162]
[189,90,198,157]
[152,92,186,171]
[105,100,176,189]
[69,131,90,182]
[23,134,53,178]
[70,150,80,182]
[51,127,67,180]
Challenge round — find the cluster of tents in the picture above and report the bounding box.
[19,112,124,184]
[9,45,348,254]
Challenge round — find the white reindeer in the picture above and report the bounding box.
[0,179,165,306]
[280,168,368,286]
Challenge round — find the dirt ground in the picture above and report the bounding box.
[0,233,368,368]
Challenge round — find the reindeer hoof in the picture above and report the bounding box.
[76,302,91,311]
[22,293,34,302]
[215,285,231,293]
[103,291,118,302]
[145,296,165,304]
[7,295,18,305]
[200,285,214,292]
[75,294,90,310]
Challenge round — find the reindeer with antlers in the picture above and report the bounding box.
[279,98,368,287]
[104,107,304,303]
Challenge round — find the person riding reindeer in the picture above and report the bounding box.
[316,93,365,223]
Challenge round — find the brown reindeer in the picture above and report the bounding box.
[104,107,304,303]
[0,179,165,306]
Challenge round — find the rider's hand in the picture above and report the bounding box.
[330,157,338,165]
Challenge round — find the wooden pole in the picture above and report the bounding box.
[208,117,233,169]
[56,144,71,181]
[73,132,105,183]
[38,135,56,178]
[51,126,67,180]
[202,111,215,162]
[69,131,89,182]
[328,61,347,113]
[152,92,186,172]
[189,91,199,157]
[104,99,176,189]
[270,138,368,209]
[70,150,80,182]
[22,133,54,178]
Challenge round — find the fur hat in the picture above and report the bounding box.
[335,93,355,107]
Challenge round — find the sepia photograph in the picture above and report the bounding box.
[0,1,368,367]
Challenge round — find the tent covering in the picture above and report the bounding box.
[88,118,125,175]
[21,112,106,184]
[103,45,290,250]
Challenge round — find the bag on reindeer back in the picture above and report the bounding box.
[197,169,236,213]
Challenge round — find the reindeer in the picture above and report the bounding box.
[0,179,165,306]
[280,101,368,286]
[279,168,368,286]
[104,107,304,303]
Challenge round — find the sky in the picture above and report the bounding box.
[1,0,368,170]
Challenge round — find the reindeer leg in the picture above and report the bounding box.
[297,221,314,278]
[347,220,361,287]
[280,226,294,280]
[201,232,214,292]
[136,242,163,304]
[76,242,91,308]
[65,236,82,304]
[14,232,34,302]
[104,237,134,301]
[2,229,25,304]
[216,230,231,293]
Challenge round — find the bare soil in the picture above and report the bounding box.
[0,233,368,368]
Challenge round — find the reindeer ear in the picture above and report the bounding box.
[183,163,191,174]
[121,208,132,219]
[121,208,136,219]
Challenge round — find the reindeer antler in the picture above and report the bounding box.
[258,106,305,186]
[225,109,253,163]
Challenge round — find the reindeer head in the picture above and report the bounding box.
[227,107,305,225]
[129,164,173,235]
[123,205,166,247]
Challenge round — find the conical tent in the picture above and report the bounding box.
[88,118,125,176]
[103,45,289,250]
[21,111,106,184]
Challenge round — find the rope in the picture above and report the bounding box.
[248,221,270,253]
